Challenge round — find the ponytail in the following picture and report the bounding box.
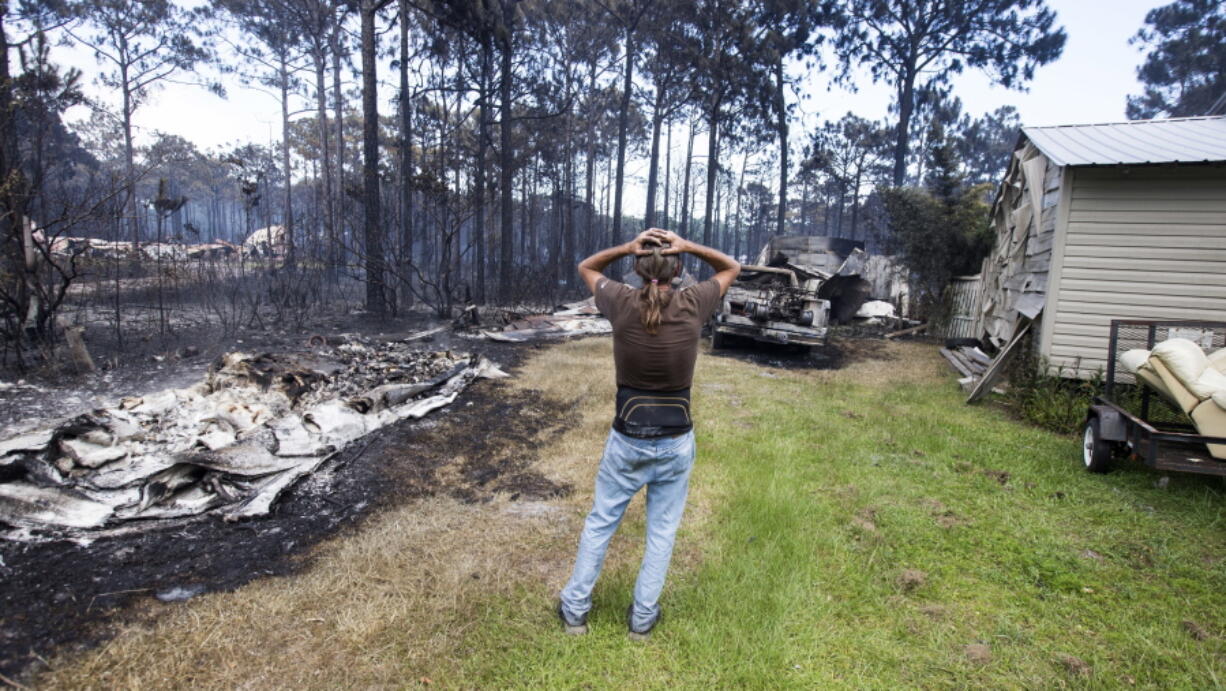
[635,247,677,335]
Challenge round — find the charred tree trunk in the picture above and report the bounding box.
[891,64,917,187]
[773,56,787,238]
[662,119,671,229]
[280,53,295,268]
[359,0,386,314]
[496,1,515,299]
[331,25,346,275]
[643,81,664,229]
[474,37,491,303]
[679,120,694,238]
[702,100,720,249]
[398,0,414,305]
[610,25,634,245]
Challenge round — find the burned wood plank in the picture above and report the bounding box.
[967,321,1032,404]
[885,323,928,339]
[940,348,976,378]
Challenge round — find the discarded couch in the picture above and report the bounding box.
[1119,338,1226,459]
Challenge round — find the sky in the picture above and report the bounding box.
[52,0,1166,213]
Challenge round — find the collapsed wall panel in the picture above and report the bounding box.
[974,142,1063,348]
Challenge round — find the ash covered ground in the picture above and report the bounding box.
[0,315,574,682]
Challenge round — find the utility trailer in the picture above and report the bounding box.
[1083,320,1226,476]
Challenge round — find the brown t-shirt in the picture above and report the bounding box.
[595,277,723,391]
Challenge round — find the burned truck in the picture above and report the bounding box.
[710,236,872,349]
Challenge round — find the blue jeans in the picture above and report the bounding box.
[560,427,696,631]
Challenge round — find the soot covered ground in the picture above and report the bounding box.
[0,340,574,683]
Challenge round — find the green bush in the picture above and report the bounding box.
[1005,337,1103,435]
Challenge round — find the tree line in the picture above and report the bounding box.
[1,0,1221,363]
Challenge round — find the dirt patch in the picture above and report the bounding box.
[920,498,967,528]
[897,568,927,592]
[0,341,574,682]
[1183,620,1210,641]
[982,469,1011,486]
[707,336,844,371]
[964,643,992,665]
[832,335,900,366]
[850,506,879,534]
[1056,653,1091,677]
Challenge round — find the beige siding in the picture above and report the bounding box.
[1045,166,1226,377]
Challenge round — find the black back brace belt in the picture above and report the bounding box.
[612,385,692,438]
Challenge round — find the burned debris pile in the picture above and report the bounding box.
[0,340,507,541]
[470,298,612,342]
[712,236,892,349]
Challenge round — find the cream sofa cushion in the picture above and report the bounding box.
[1151,339,1226,401]
[1149,358,1203,414]
[1190,396,1226,459]
[1119,348,1177,404]
[1209,348,1226,374]
[1119,349,1151,373]
[1152,338,1208,382]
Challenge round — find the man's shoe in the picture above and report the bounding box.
[626,603,660,641]
[557,601,588,635]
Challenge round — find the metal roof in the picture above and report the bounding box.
[1021,115,1226,167]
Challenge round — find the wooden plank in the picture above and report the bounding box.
[885,323,928,339]
[964,347,994,367]
[940,348,975,378]
[967,321,1031,404]
[952,349,987,375]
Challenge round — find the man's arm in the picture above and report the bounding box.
[652,229,741,295]
[577,229,665,294]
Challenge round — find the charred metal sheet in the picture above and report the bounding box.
[0,340,509,542]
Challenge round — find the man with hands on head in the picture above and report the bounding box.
[558,228,739,641]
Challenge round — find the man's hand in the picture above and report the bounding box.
[631,228,671,255]
[638,228,690,255]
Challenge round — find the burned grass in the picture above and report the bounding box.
[0,338,572,683]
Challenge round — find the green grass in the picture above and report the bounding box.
[455,349,1226,689]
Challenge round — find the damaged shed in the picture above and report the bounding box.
[975,114,1226,377]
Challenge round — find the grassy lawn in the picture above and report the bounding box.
[461,339,1226,688]
[37,338,1226,688]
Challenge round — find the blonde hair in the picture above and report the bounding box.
[635,246,679,335]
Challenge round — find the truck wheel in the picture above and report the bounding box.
[1082,418,1113,473]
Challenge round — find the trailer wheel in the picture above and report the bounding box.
[1082,418,1113,473]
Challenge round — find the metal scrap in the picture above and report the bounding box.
[475,297,611,342]
[0,339,508,542]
